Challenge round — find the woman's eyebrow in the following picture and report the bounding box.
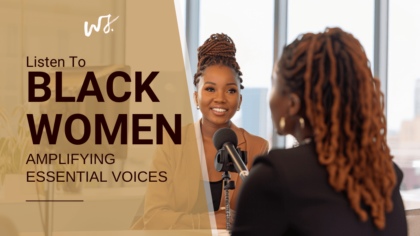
[226,83,238,86]
[204,82,216,85]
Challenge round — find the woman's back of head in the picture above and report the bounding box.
[277,27,396,230]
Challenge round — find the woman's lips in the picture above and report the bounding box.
[211,107,227,116]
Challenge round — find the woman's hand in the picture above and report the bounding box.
[215,208,235,229]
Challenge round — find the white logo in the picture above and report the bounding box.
[84,14,119,37]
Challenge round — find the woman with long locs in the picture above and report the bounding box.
[131,33,269,230]
[232,28,407,235]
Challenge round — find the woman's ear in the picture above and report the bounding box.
[288,93,301,116]
[238,94,242,110]
[193,91,199,106]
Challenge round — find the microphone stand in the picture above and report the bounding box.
[213,128,247,231]
[222,171,235,231]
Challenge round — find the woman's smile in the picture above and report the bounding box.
[211,106,229,116]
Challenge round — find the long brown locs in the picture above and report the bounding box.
[278,27,396,230]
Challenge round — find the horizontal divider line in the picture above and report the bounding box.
[26,200,84,202]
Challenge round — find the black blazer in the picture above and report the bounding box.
[232,142,407,236]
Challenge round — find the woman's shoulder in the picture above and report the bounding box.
[238,127,269,155]
[253,143,318,172]
[242,129,267,145]
[156,122,197,150]
[240,128,265,141]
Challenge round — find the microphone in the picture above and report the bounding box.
[213,128,249,180]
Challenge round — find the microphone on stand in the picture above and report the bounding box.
[213,127,249,230]
[213,128,249,180]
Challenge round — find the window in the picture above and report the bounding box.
[199,0,274,141]
[185,0,419,209]
[388,0,420,209]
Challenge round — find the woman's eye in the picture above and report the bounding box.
[205,87,215,92]
[227,89,237,94]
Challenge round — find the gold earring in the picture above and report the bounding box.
[280,117,286,133]
[299,117,305,129]
[237,107,240,111]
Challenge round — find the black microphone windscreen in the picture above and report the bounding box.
[213,127,238,150]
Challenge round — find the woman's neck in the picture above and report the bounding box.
[200,118,231,140]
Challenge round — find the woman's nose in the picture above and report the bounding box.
[214,91,227,103]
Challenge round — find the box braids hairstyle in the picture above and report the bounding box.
[278,27,396,230]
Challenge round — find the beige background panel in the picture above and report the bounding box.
[0,0,211,235]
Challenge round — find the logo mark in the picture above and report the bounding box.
[84,14,119,37]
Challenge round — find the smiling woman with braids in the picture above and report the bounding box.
[232,28,407,236]
[131,33,268,230]
[192,33,268,229]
